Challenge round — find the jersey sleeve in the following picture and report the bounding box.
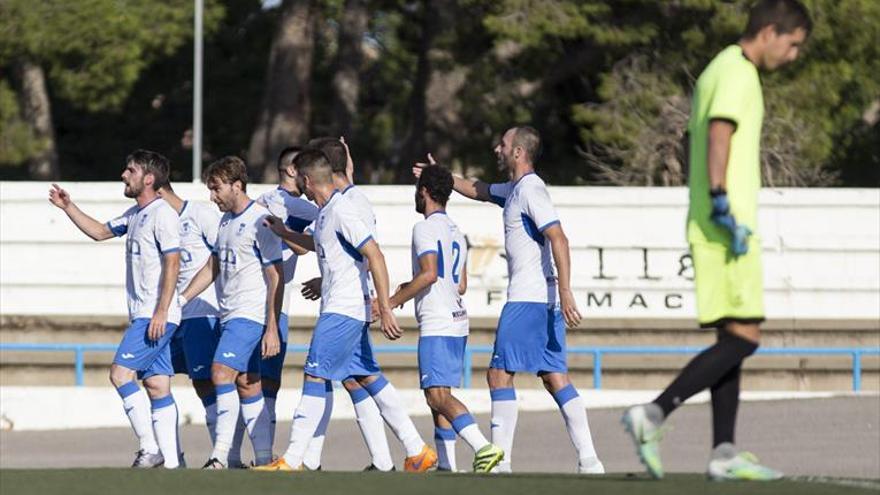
[255,215,284,266]
[199,205,221,251]
[523,183,560,232]
[336,210,374,252]
[488,182,512,207]
[105,206,135,237]
[259,191,288,219]
[412,221,438,259]
[154,207,181,254]
[285,198,319,233]
[707,64,757,127]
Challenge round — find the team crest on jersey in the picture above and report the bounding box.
[181,221,190,233]
[236,222,246,235]
[139,214,148,226]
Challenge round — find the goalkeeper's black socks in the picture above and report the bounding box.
[653,330,758,419]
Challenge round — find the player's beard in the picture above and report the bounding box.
[415,190,426,214]
[123,178,144,198]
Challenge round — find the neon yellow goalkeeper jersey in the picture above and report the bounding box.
[686,44,764,245]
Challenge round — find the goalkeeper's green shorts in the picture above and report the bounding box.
[691,239,765,328]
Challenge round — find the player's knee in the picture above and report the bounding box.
[540,372,570,392]
[486,368,512,389]
[211,363,235,384]
[109,365,133,388]
[424,388,449,411]
[236,372,262,393]
[341,378,361,392]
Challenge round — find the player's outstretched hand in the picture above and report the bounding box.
[380,307,403,340]
[263,215,288,237]
[301,277,322,300]
[262,325,280,358]
[559,288,582,329]
[412,153,436,179]
[148,309,168,341]
[48,184,71,209]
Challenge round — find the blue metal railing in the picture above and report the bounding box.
[1,343,877,391]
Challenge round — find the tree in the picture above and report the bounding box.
[0,0,223,179]
[247,0,317,182]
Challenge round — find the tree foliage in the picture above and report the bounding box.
[0,0,876,186]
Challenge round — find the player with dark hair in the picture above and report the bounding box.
[622,0,811,481]
[254,147,405,472]
[49,150,183,468]
[414,127,603,474]
[387,165,504,472]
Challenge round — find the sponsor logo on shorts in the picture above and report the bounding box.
[222,352,236,358]
[121,353,135,359]
[192,365,205,373]
[305,361,319,368]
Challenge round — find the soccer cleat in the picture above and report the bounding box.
[131,449,164,468]
[363,464,396,472]
[577,457,605,474]
[622,404,666,479]
[250,457,303,472]
[404,444,438,473]
[472,444,504,473]
[707,446,783,481]
[201,457,226,470]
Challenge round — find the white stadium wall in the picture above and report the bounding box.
[0,182,878,324]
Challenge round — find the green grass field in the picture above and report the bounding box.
[1,470,877,495]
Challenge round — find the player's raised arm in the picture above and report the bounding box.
[389,252,439,309]
[413,154,492,202]
[263,216,314,254]
[359,240,402,340]
[48,184,115,241]
[544,224,581,329]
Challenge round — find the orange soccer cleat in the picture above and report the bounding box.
[404,444,438,473]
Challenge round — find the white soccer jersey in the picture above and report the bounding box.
[177,201,221,320]
[313,191,373,321]
[106,198,182,324]
[212,201,284,324]
[411,211,469,337]
[258,187,319,313]
[340,185,377,236]
[489,173,560,305]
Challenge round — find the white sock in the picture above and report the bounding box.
[241,394,273,465]
[150,395,180,469]
[303,381,335,470]
[202,396,218,445]
[211,383,239,464]
[227,416,246,465]
[281,381,326,468]
[490,387,518,473]
[452,413,489,452]
[553,384,598,462]
[349,385,393,471]
[116,381,159,454]
[434,427,457,471]
[264,394,277,451]
[365,375,424,457]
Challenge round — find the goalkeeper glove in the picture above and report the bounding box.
[710,188,751,256]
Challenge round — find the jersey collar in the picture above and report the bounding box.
[178,200,189,217]
[229,200,255,219]
[341,184,355,195]
[136,196,163,212]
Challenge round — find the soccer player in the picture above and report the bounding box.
[414,127,603,474]
[48,150,183,468]
[156,181,222,463]
[270,137,437,472]
[255,146,324,463]
[387,164,504,473]
[622,0,811,481]
[180,156,284,469]
[253,149,403,472]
